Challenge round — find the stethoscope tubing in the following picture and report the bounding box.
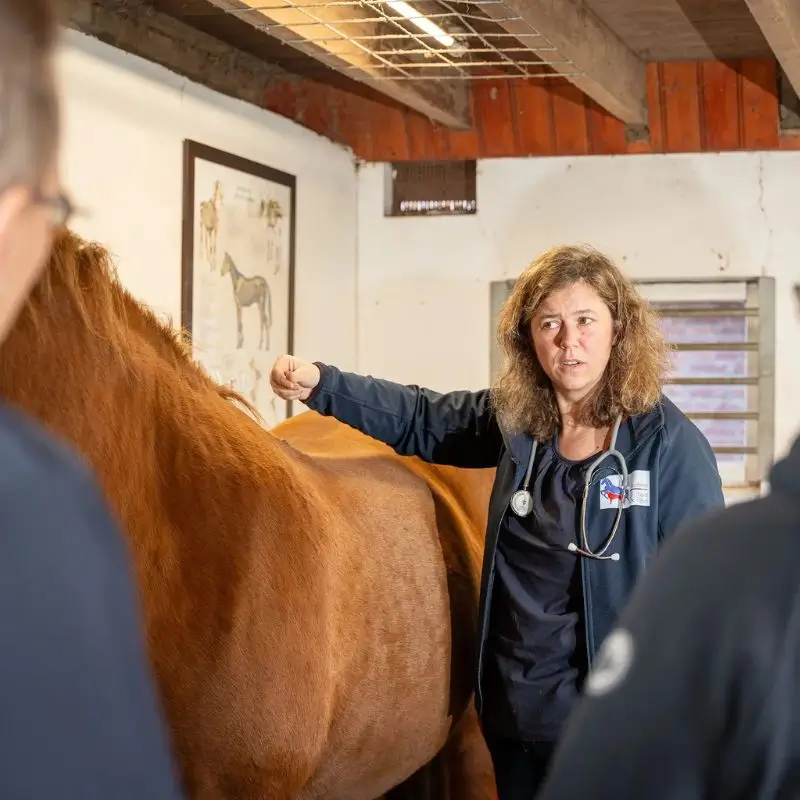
[509,415,626,562]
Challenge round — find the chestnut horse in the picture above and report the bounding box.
[0,229,497,799]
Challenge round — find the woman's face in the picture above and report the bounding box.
[529,280,615,408]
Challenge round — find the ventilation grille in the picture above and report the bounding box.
[387,160,477,217]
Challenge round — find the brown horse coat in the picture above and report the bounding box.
[0,230,496,799]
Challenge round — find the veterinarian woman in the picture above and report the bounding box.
[269,244,725,800]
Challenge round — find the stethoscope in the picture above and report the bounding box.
[509,414,627,562]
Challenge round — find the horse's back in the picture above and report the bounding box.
[274,411,493,520]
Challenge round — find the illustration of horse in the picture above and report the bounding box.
[0,228,498,799]
[220,252,271,351]
[258,198,283,275]
[199,180,223,270]
[258,198,283,229]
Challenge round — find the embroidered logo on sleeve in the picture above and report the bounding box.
[585,628,635,697]
[599,469,650,510]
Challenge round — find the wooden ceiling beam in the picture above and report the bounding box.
[481,0,647,125]
[741,0,800,99]
[204,0,472,129]
[62,0,295,107]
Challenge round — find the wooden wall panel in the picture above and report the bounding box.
[550,82,590,156]
[446,125,481,160]
[473,81,518,158]
[263,58,786,161]
[699,61,742,150]
[366,103,410,161]
[513,81,555,155]
[406,114,443,160]
[741,60,780,149]
[660,62,703,152]
[585,98,627,155]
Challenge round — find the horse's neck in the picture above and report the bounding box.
[83,364,296,568]
[106,380,302,666]
[227,261,241,283]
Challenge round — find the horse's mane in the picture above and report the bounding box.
[34,228,259,421]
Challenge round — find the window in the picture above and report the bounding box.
[488,277,776,504]
[384,160,477,217]
[638,278,775,503]
[656,300,749,464]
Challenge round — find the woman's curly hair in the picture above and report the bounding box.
[491,244,671,440]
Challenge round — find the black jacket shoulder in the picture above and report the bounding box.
[537,487,800,800]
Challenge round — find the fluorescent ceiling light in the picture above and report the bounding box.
[385,0,455,47]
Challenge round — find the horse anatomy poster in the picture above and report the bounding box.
[181,140,296,427]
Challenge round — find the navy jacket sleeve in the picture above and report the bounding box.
[0,419,184,799]
[657,415,725,542]
[535,495,800,800]
[303,363,504,468]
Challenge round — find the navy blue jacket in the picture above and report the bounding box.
[305,364,725,715]
[0,403,183,799]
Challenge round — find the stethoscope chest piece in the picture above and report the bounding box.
[510,489,534,518]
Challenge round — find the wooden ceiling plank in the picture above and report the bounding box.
[741,0,800,99]
[205,0,472,129]
[481,0,647,125]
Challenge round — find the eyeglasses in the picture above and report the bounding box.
[31,189,78,227]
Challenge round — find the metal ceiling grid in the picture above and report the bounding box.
[214,0,584,80]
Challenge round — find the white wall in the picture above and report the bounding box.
[357,153,800,462]
[57,29,359,371]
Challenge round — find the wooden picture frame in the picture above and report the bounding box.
[181,140,297,423]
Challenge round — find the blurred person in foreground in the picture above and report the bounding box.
[536,445,800,799]
[0,1,182,796]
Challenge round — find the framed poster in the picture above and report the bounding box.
[181,140,296,425]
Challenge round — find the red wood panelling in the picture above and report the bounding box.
[585,97,627,155]
[700,60,742,151]
[740,60,780,149]
[550,81,590,155]
[513,80,555,155]
[473,80,518,157]
[262,58,785,161]
[660,62,703,152]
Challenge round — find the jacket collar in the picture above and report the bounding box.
[502,401,666,465]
